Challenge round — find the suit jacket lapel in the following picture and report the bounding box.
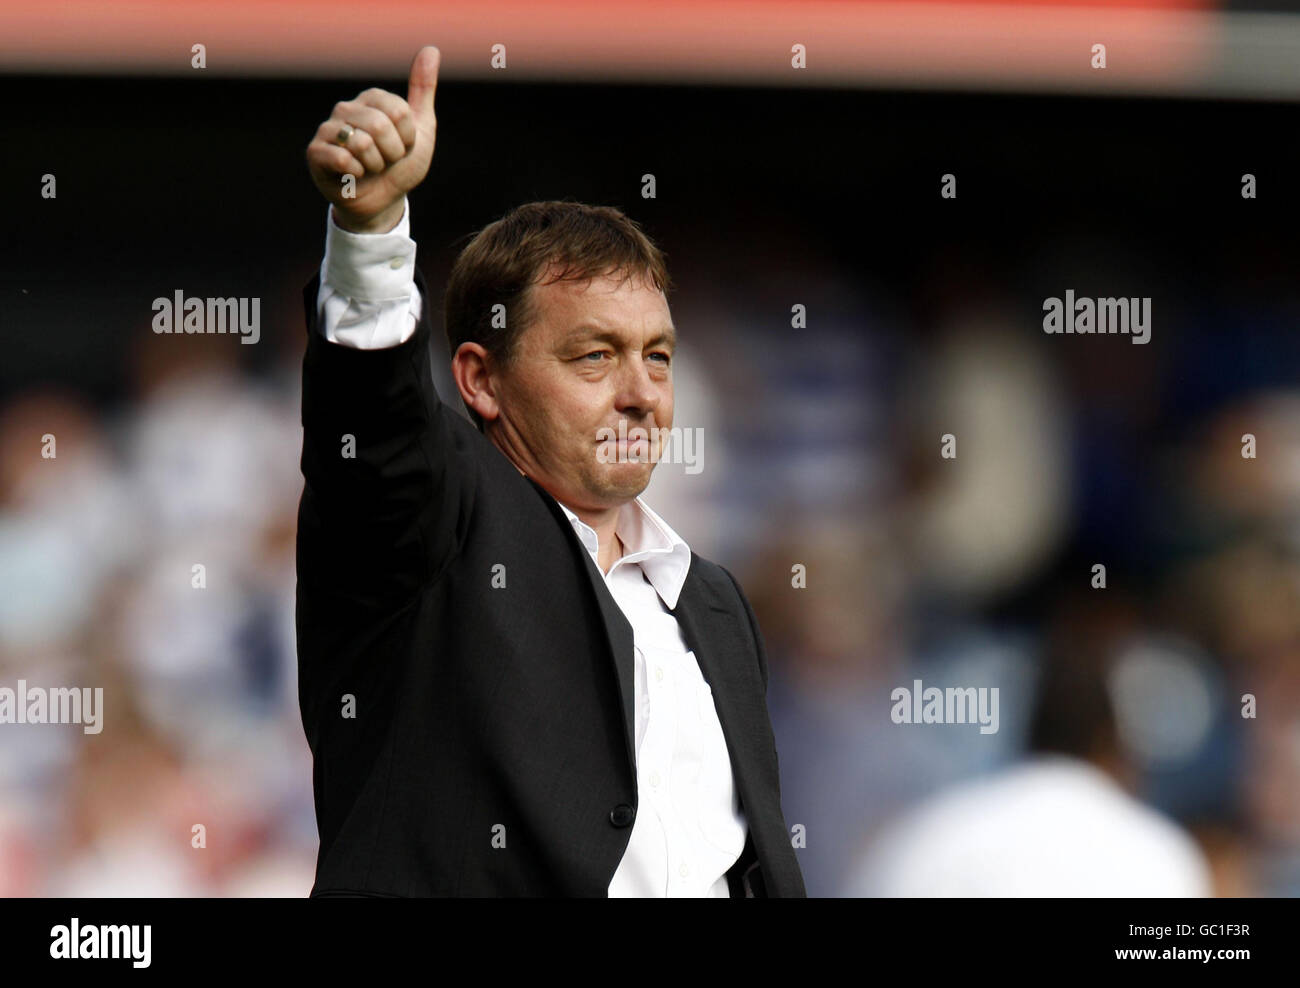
[528,478,638,777]
[670,559,765,829]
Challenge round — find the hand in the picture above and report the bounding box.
[306,45,440,233]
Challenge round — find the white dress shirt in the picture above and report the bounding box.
[315,198,749,896]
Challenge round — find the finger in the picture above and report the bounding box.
[311,121,369,177]
[356,87,417,150]
[321,116,383,174]
[331,104,405,168]
[406,45,440,125]
[331,103,404,170]
[308,139,366,183]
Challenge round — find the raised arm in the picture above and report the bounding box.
[298,46,465,612]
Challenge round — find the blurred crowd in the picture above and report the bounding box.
[1,217,1297,897]
[0,330,313,895]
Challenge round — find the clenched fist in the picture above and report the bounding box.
[306,45,440,234]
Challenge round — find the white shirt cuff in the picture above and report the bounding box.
[321,196,417,302]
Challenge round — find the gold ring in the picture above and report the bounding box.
[335,123,355,146]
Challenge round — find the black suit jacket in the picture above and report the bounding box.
[296,265,805,897]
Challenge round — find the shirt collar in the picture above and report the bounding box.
[553,495,692,610]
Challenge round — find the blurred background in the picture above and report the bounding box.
[2,0,1299,896]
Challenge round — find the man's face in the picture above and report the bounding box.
[487,265,675,514]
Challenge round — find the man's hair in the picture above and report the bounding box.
[443,200,673,430]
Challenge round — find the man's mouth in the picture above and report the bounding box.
[596,430,654,462]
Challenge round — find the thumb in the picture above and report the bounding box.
[407,45,440,123]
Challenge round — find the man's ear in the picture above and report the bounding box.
[451,342,502,424]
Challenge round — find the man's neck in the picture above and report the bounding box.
[492,437,628,573]
[604,532,626,575]
[574,505,624,574]
[491,430,626,572]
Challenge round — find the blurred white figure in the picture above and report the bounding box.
[48,826,207,898]
[128,371,301,547]
[849,754,1211,897]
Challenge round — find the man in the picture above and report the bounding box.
[297,45,805,896]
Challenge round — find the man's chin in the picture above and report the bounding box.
[591,462,654,501]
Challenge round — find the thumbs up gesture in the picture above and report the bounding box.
[306,45,440,233]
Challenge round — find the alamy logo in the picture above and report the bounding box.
[151,290,261,344]
[1042,290,1151,344]
[890,679,1000,734]
[50,918,151,968]
[595,422,703,474]
[0,681,103,734]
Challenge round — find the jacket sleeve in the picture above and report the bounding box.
[297,264,470,612]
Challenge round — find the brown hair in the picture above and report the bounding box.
[443,200,673,430]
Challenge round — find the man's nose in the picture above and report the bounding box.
[614,357,662,414]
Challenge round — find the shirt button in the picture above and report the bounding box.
[655,666,664,682]
[679,862,690,878]
[650,770,661,788]
[388,256,404,269]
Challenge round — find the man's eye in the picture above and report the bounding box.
[582,351,608,362]
[649,352,670,364]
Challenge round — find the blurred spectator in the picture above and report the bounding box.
[846,598,1214,897]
